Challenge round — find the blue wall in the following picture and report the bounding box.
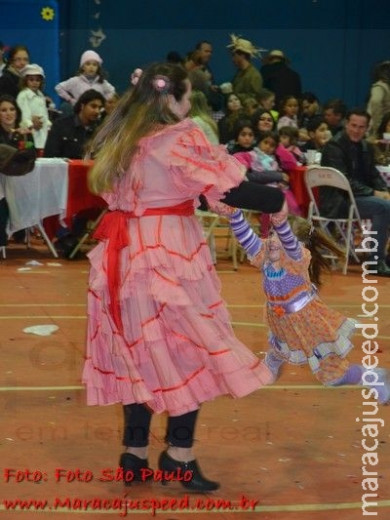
[0,0,60,99]
[2,0,390,108]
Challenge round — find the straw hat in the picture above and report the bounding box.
[268,49,287,61]
[227,34,265,58]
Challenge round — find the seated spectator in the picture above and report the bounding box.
[44,89,104,159]
[189,90,219,144]
[299,91,322,129]
[0,94,34,245]
[233,129,301,236]
[242,97,259,118]
[226,119,255,154]
[251,108,297,172]
[323,98,347,136]
[44,89,105,247]
[0,45,30,98]
[321,108,390,276]
[218,93,245,143]
[101,92,120,121]
[277,95,299,130]
[251,107,276,136]
[257,87,278,122]
[300,115,331,153]
[279,126,305,163]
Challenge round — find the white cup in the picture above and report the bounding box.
[305,149,317,165]
[383,132,390,141]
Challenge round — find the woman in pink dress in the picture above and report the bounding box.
[83,62,284,491]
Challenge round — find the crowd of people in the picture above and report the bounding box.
[1,35,389,491]
[0,36,389,263]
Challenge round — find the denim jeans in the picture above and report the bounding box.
[355,195,390,261]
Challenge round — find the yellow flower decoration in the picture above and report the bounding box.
[41,6,55,21]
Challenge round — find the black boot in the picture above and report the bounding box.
[119,453,154,486]
[158,450,220,492]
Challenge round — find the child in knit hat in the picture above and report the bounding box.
[55,49,116,107]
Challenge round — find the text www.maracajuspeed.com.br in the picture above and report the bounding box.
[3,494,259,516]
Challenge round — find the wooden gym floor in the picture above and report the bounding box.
[0,239,389,520]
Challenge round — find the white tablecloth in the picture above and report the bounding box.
[0,158,68,234]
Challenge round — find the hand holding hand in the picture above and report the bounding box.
[207,199,237,217]
[270,199,288,226]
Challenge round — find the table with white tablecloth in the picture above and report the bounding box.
[1,158,68,233]
[0,158,68,256]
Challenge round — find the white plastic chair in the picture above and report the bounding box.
[304,166,363,274]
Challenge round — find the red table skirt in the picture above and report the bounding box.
[288,165,318,217]
[43,159,107,239]
[65,160,106,220]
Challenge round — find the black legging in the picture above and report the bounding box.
[0,198,9,246]
[123,404,198,449]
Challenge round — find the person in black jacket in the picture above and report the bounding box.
[0,45,30,98]
[260,50,302,108]
[44,89,104,159]
[321,108,390,276]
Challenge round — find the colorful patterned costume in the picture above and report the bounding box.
[229,210,356,385]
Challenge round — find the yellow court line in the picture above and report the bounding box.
[253,500,390,513]
[1,303,389,308]
[0,316,86,319]
[0,304,85,307]
[0,384,358,392]
[0,317,389,340]
[228,303,390,308]
[0,500,388,515]
[0,386,84,391]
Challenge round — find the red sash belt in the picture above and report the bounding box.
[93,200,194,334]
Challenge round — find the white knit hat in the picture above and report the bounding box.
[80,50,103,67]
[22,63,45,77]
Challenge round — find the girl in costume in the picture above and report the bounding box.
[221,202,390,403]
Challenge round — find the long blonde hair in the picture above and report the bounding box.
[88,62,188,194]
[189,90,218,138]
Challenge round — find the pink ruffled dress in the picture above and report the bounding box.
[82,119,273,416]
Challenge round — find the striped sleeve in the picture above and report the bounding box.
[229,210,262,258]
[273,221,302,260]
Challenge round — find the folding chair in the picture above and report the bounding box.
[304,166,363,274]
[195,209,238,269]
